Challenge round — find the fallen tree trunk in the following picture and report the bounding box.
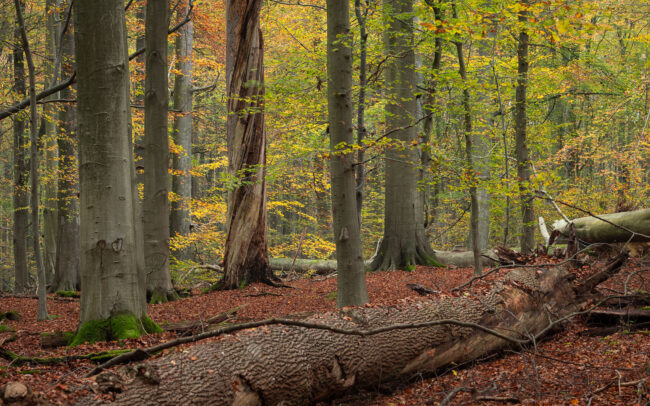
[79,254,627,405]
[269,250,496,274]
[552,208,650,244]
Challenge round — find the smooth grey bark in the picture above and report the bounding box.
[170,1,194,262]
[143,0,175,303]
[470,1,495,251]
[53,6,79,292]
[12,20,29,293]
[552,208,650,244]
[43,0,59,285]
[354,0,368,227]
[370,0,437,271]
[514,0,535,253]
[221,0,274,289]
[454,31,481,276]
[14,0,48,320]
[74,0,147,323]
[328,0,369,307]
[422,0,443,233]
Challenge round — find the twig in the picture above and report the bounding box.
[438,386,473,406]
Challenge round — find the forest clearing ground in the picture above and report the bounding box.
[0,257,648,405]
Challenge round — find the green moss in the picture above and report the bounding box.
[70,312,162,346]
[88,349,132,363]
[0,325,15,333]
[19,369,43,375]
[141,315,162,334]
[55,290,80,298]
[326,291,337,301]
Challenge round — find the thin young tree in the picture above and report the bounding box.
[11,13,29,294]
[328,0,369,306]
[14,0,48,320]
[53,2,80,292]
[72,0,159,344]
[221,0,275,289]
[515,0,535,252]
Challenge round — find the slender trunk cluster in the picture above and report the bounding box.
[54,14,80,292]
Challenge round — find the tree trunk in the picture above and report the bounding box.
[53,14,80,292]
[221,0,274,289]
[371,0,437,271]
[82,257,623,405]
[515,0,535,253]
[552,208,650,243]
[43,0,59,286]
[73,0,157,344]
[14,0,48,320]
[453,8,481,276]
[143,0,175,303]
[354,0,367,227]
[170,1,194,262]
[327,0,368,307]
[12,19,29,294]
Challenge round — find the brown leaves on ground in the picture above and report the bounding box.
[0,257,648,405]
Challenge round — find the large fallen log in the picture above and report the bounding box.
[552,208,650,244]
[79,254,627,405]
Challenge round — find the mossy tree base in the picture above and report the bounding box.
[71,312,162,346]
[148,288,180,304]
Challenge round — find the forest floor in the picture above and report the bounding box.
[0,254,649,405]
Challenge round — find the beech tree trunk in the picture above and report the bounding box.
[143,0,175,303]
[53,16,80,292]
[514,0,535,253]
[74,0,149,335]
[371,0,437,271]
[170,1,194,262]
[82,258,616,405]
[221,0,274,289]
[327,0,368,307]
[12,20,29,293]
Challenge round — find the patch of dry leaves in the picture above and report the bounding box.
[0,257,648,405]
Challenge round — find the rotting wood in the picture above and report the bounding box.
[76,254,628,405]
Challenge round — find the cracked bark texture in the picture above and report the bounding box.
[74,0,146,322]
[143,0,175,302]
[221,0,273,289]
[80,265,581,405]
